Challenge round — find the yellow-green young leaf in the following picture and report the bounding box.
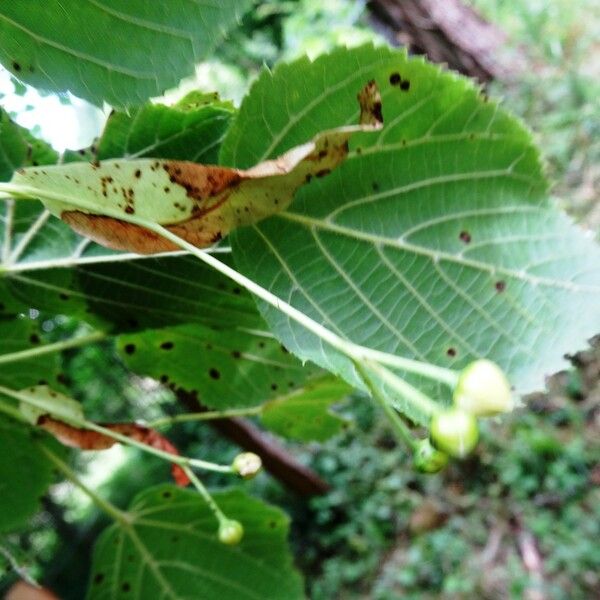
[10,81,383,254]
[117,324,321,410]
[0,1,253,108]
[222,44,600,422]
[0,416,61,533]
[17,385,84,426]
[261,377,352,442]
[88,486,304,600]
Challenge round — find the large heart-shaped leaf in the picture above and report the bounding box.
[0,1,253,108]
[88,486,304,600]
[221,45,600,420]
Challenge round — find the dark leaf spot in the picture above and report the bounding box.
[124,343,136,355]
[12,61,21,72]
[271,383,278,391]
[134,169,141,178]
[400,80,410,91]
[29,333,41,344]
[162,491,172,499]
[160,341,174,350]
[209,368,220,380]
[93,573,105,585]
[389,72,401,85]
[446,347,457,357]
[160,374,169,383]
[495,281,506,293]
[121,582,131,592]
[459,230,471,243]
[231,350,241,359]
[59,293,70,301]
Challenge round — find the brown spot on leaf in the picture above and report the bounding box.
[495,281,506,293]
[446,347,457,357]
[459,230,471,243]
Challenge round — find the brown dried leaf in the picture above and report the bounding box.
[38,416,190,486]
[12,82,383,254]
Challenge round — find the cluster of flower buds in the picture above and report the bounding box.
[419,360,513,470]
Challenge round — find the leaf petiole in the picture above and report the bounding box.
[147,406,263,429]
[0,183,459,389]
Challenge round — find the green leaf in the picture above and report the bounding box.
[0,1,253,108]
[97,98,234,163]
[0,317,58,388]
[0,103,260,332]
[117,324,320,410]
[0,108,58,181]
[261,376,352,442]
[222,44,600,421]
[88,486,304,600]
[0,417,57,533]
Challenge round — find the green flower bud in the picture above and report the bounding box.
[454,359,513,417]
[232,452,262,480]
[413,439,449,473]
[430,408,479,458]
[218,519,244,545]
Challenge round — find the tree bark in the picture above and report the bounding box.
[368,0,523,83]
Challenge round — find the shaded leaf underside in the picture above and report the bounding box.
[221,45,600,421]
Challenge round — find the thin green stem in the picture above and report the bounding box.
[82,420,234,474]
[0,385,233,475]
[0,330,106,366]
[364,360,440,417]
[353,360,418,450]
[0,182,459,388]
[180,465,227,526]
[39,444,126,523]
[147,406,263,429]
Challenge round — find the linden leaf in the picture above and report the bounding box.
[9,81,383,254]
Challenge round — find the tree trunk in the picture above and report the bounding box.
[367,0,523,83]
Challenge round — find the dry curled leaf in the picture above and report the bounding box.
[12,81,382,254]
[38,416,190,486]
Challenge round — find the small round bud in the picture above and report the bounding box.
[232,452,262,480]
[430,408,479,458]
[454,359,513,417]
[218,519,244,545]
[413,439,449,473]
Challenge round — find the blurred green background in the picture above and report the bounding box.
[1,1,599,599]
